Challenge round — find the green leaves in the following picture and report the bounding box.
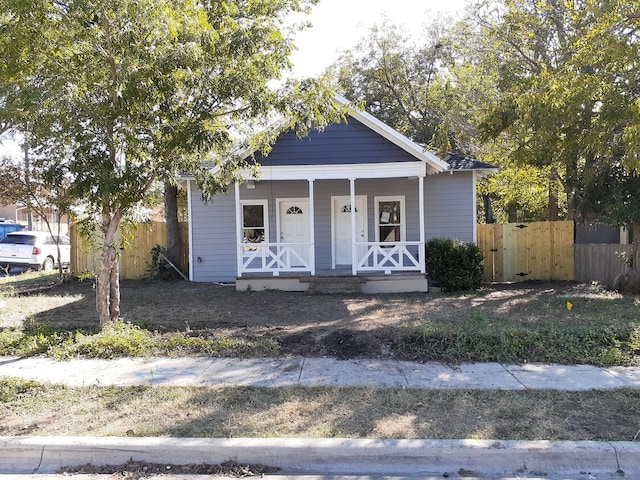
[475,0,640,222]
[1,0,333,212]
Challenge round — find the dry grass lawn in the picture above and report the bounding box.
[2,382,640,442]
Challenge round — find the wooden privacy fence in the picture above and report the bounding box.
[477,221,575,283]
[70,222,189,280]
[574,244,632,286]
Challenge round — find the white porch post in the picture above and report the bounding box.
[308,179,316,275]
[350,178,357,276]
[419,174,426,274]
[234,182,243,278]
[186,179,194,281]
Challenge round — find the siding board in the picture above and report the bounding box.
[255,121,418,166]
[424,172,475,243]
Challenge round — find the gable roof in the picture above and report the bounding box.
[195,95,494,181]
[334,94,450,175]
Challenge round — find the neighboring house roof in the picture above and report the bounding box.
[445,153,498,179]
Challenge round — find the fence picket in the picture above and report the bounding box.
[70,222,189,280]
[477,221,575,283]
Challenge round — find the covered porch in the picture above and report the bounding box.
[233,161,430,291]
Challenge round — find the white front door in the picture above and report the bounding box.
[278,199,310,267]
[333,196,367,266]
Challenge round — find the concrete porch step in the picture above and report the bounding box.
[307,276,366,294]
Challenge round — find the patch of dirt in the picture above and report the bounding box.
[60,459,280,478]
[1,277,611,359]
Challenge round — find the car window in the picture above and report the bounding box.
[0,224,25,239]
[59,236,71,246]
[0,234,37,245]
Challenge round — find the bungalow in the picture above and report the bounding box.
[184,97,496,293]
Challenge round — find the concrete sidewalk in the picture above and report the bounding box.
[1,355,640,390]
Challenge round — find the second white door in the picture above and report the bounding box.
[279,200,310,267]
[333,196,367,266]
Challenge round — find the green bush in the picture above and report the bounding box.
[425,238,484,291]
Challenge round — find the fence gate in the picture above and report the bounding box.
[477,221,574,283]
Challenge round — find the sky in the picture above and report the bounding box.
[288,0,470,78]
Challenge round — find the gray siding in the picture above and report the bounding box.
[425,172,475,243]
[255,120,418,166]
[189,182,237,282]
[191,175,476,282]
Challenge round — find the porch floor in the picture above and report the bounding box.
[236,271,428,294]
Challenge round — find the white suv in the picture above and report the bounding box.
[0,231,71,272]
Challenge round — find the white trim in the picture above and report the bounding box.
[350,179,357,275]
[472,171,478,243]
[187,179,194,281]
[419,176,426,274]
[234,183,243,277]
[374,196,406,243]
[239,162,427,182]
[240,199,270,244]
[308,180,316,275]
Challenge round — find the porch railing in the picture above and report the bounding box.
[240,243,314,276]
[238,241,424,277]
[355,241,425,274]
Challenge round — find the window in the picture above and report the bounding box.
[286,206,303,215]
[375,196,405,243]
[241,201,268,248]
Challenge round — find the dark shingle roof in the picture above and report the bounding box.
[445,153,498,172]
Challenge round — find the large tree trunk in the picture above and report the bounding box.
[164,183,182,270]
[96,211,122,325]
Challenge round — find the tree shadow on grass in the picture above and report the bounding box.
[156,386,640,442]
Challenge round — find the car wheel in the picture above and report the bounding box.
[42,257,55,271]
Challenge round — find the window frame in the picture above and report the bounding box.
[240,199,269,248]
[374,195,405,244]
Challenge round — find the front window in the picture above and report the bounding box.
[241,201,268,249]
[375,196,405,243]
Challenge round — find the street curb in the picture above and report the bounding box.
[2,436,639,477]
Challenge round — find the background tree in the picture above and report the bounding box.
[328,16,560,223]
[0,153,71,277]
[163,182,182,274]
[0,0,345,324]
[470,0,640,289]
[330,19,467,151]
